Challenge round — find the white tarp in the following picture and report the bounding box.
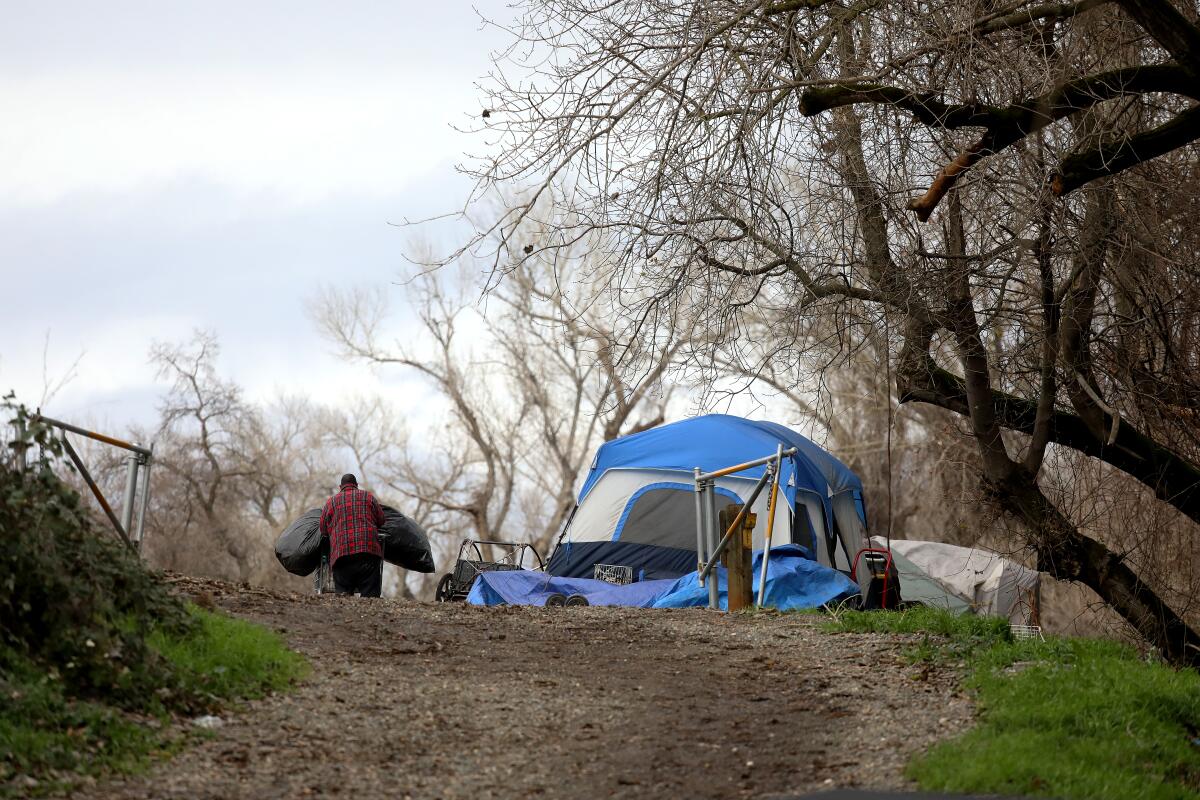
[871,537,1040,622]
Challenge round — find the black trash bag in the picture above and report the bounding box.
[274,508,325,576]
[379,505,435,573]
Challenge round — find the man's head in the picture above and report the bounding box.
[339,473,358,488]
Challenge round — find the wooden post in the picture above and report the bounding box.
[719,504,756,611]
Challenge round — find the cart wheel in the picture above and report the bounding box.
[435,573,454,602]
[565,594,590,607]
[544,593,567,607]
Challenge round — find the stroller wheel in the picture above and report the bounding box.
[435,574,454,602]
[565,594,590,607]
[544,593,567,607]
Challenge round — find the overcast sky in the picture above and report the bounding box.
[0,0,513,433]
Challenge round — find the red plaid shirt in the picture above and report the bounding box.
[320,485,385,566]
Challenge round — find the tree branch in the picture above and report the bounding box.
[897,359,1200,527]
[975,0,1110,35]
[800,85,1004,128]
[801,65,1197,220]
[763,0,841,15]
[1051,103,1200,195]
[1116,0,1200,77]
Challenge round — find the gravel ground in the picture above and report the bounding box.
[65,578,974,800]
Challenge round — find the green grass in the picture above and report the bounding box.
[1,606,307,797]
[0,656,166,794]
[149,606,308,702]
[824,604,1012,641]
[825,607,1200,799]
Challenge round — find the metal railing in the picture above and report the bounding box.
[33,414,153,554]
[693,445,796,610]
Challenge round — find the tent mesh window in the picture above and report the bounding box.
[792,506,816,554]
[618,487,699,548]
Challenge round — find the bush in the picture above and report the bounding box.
[0,608,306,796]
[0,400,307,795]
[0,402,193,712]
[0,654,164,786]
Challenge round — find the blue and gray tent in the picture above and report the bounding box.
[546,414,870,580]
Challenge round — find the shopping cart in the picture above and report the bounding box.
[434,539,544,602]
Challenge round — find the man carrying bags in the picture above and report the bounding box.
[319,473,386,598]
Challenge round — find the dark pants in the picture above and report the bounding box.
[332,553,383,597]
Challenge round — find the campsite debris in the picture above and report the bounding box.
[544,593,566,607]
[593,563,633,585]
[469,545,858,609]
[850,549,901,610]
[1011,624,1045,641]
[871,537,1040,623]
[191,715,224,730]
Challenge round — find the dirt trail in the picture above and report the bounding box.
[70,579,973,800]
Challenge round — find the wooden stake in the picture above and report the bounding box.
[720,504,756,611]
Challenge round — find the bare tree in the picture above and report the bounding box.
[313,237,681,559]
[319,395,406,490]
[145,333,326,590]
[146,332,262,582]
[462,0,1200,662]
[708,305,988,546]
[239,395,335,528]
[36,330,85,409]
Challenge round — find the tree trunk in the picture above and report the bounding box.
[993,472,1200,667]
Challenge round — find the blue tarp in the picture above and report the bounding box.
[467,545,858,610]
[651,545,859,610]
[466,570,677,607]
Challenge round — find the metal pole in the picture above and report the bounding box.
[757,445,784,607]
[694,468,706,581]
[706,483,720,609]
[699,481,716,588]
[696,447,797,482]
[697,481,711,585]
[32,414,153,457]
[60,436,136,553]
[135,448,153,551]
[698,480,716,582]
[120,451,139,539]
[698,465,774,583]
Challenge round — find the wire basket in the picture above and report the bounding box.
[593,563,633,585]
[1010,624,1044,641]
